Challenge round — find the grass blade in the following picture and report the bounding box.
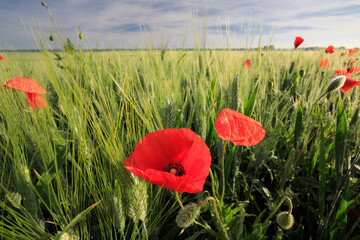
[294,102,303,149]
[54,200,101,240]
[330,197,347,240]
[335,94,347,186]
[319,120,326,217]
[244,85,258,117]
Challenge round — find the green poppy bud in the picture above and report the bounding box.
[41,2,47,7]
[276,211,295,230]
[325,75,346,93]
[79,33,84,40]
[175,203,201,229]
[299,69,305,77]
[49,35,54,41]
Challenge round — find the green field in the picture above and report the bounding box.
[1,44,360,239]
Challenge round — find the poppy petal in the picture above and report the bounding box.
[246,59,251,69]
[319,59,330,69]
[128,129,193,171]
[325,45,334,54]
[347,66,360,74]
[341,78,360,93]
[25,93,47,109]
[123,128,211,193]
[3,77,47,94]
[336,69,347,75]
[215,109,266,146]
[294,37,304,48]
[349,49,357,56]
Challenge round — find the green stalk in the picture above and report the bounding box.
[175,192,184,208]
[220,141,227,205]
[209,168,217,200]
[200,197,229,240]
[265,196,293,223]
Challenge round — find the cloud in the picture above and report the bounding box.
[1,0,360,49]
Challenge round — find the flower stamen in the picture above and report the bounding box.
[163,163,185,176]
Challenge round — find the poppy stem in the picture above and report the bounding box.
[264,196,293,223]
[198,196,229,239]
[209,169,217,199]
[198,196,215,208]
[209,197,230,240]
[175,192,184,208]
[220,141,227,205]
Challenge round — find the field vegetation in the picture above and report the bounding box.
[1,11,360,239]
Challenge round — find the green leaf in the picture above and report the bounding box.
[335,95,347,185]
[319,122,326,217]
[184,229,207,240]
[244,85,258,117]
[210,72,217,95]
[349,107,359,128]
[330,197,347,240]
[54,200,101,240]
[176,52,186,65]
[294,102,303,149]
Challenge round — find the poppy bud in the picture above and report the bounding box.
[276,211,295,230]
[325,75,346,93]
[79,33,84,40]
[41,2,47,7]
[175,203,201,229]
[49,35,54,41]
[299,69,305,77]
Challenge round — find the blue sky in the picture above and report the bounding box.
[1,0,360,49]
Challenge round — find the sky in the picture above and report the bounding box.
[1,0,360,50]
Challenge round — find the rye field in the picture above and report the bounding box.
[1,38,360,240]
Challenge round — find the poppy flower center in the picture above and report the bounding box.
[162,163,186,177]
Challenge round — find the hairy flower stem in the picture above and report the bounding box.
[175,192,184,208]
[201,196,229,240]
[209,169,217,199]
[220,141,227,205]
[265,196,293,223]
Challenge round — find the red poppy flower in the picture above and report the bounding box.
[246,59,251,69]
[325,45,334,54]
[123,128,211,193]
[336,69,347,75]
[0,54,4,60]
[294,37,304,48]
[2,77,47,109]
[347,66,360,75]
[215,108,266,146]
[335,69,351,78]
[349,49,358,56]
[318,59,330,69]
[341,78,360,93]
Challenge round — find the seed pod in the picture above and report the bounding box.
[175,203,201,229]
[276,211,295,230]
